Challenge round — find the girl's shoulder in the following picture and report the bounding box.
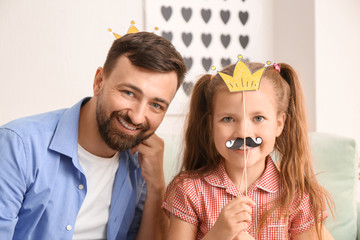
[288,189,314,218]
[293,189,311,203]
[167,164,223,189]
[163,172,207,210]
[167,171,206,191]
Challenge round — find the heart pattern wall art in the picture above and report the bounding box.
[145,0,268,114]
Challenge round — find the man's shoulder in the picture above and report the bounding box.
[0,108,67,138]
[0,98,90,137]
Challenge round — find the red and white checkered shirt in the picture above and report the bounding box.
[163,156,327,239]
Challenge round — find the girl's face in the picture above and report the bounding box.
[212,77,285,170]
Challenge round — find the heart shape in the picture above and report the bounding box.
[201,33,212,48]
[184,57,193,71]
[201,9,211,23]
[182,32,193,47]
[221,58,231,68]
[161,31,173,42]
[220,34,231,48]
[182,81,194,96]
[239,11,249,25]
[220,10,230,24]
[202,57,212,71]
[161,6,172,21]
[239,35,249,49]
[181,7,192,22]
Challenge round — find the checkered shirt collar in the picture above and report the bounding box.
[204,155,280,196]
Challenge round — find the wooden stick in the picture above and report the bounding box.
[243,92,248,196]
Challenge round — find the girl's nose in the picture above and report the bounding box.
[234,120,253,138]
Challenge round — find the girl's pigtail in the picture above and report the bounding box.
[277,63,334,239]
[278,63,310,199]
[182,74,216,173]
[165,74,221,209]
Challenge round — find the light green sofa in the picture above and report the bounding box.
[162,132,359,239]
[310,132,359,240]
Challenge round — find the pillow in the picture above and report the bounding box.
[310,132,358,239]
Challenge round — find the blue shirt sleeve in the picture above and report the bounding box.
[126,172,147,240]
[0,128,28,239]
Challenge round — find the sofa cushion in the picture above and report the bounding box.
[310,132,358,239]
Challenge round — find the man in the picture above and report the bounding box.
[0,32,186,239]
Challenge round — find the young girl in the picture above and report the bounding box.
[162,61,334,239]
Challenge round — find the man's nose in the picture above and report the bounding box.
[127,102,147,125]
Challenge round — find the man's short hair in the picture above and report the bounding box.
[103,32,186,89]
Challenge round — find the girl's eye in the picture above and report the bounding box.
[223,117,233,122]
[254,116,264,122]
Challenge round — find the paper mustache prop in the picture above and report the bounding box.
[225,137,263,149]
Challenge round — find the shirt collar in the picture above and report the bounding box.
[49,97,89,158]
[204,156,280,196]
[204,161,239,196]
[128,151,140,169]
[255,155,280,193]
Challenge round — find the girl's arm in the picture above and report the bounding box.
[167,214,197,240]
[166,196,255,240]
[166,214,255,240]
[292,226,334,240]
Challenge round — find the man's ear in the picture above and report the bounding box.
[93,67,104,96]
[276,112,286,137]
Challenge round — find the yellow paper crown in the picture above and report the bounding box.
[108,21,159,39]
[218,55,271,92]
[108,21,139,39]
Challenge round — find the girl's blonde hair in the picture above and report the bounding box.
[177,62,333,238]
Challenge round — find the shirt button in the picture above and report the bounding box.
[66,225,72,231]
[78,184,84,190]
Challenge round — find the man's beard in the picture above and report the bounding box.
[96,95,153,152]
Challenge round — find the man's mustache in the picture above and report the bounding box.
[225,137,263,149]
[112,111,149,130]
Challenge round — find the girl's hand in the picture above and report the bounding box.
[203,196,255,240]
[233,232,255,240]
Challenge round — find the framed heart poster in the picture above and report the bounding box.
[144,0,270,115]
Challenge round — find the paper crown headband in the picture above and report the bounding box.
[217,55,272,92]
[108,21,159,39]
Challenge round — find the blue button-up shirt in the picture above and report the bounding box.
[0,98,146,240]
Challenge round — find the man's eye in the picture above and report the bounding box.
[125,91,134,96]
[223,117,233,122]
[152,103,161,109]
[254,116,264,122]
[151,102,166,111]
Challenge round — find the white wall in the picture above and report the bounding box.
[273,0,360,152]
[0,0,143,124]
[273,0,316,131]
[315,0,360,150]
